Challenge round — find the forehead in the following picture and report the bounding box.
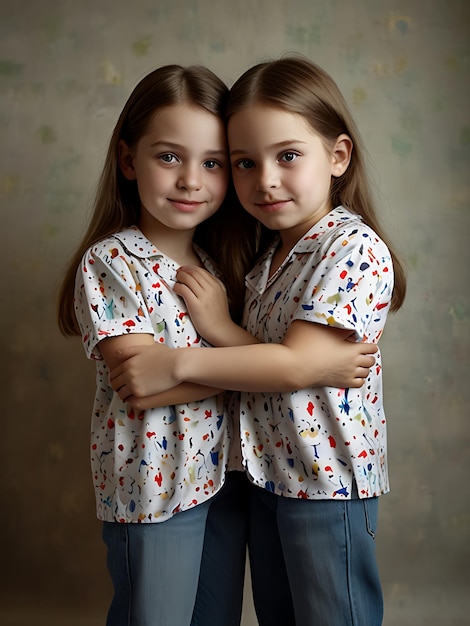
[144,103,226,145]
[227,104,317,146]
[150,103,217,122]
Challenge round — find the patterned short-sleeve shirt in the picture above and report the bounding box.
[240,206,394,500]
[74,226,229,523]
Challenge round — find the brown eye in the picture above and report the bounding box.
[236,159,254,170]
[159,153,178,163]
[280,152,298,163]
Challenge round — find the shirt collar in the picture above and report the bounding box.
[246,206,359,293]
[292,205,359,253]
[113,226,163,259]
[113,225,219,274]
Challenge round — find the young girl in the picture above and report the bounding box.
[57,64,253,626]
[58,62,375,626]
[111,56,406,626]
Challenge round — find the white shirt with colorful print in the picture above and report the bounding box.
[239,206,394,500]
[74,226,229,523]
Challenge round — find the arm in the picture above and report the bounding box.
[99,333,223,408]
[175,321,376,391]
[110,320,377,401]
[174,264,377,388]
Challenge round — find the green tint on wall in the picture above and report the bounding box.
[1,1,469,624]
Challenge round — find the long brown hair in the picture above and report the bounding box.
[58,64,251,335]
[226,55,406,312]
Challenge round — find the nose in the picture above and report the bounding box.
[177,163,202,191]
[255,163,280,192]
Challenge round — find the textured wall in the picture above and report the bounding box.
[2,1,469,624]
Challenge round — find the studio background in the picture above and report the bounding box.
[2,1,468,624]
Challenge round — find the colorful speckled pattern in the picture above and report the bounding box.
[74,226,229,523]
[240,206,394,500]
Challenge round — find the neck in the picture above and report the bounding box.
[138,219,200,266]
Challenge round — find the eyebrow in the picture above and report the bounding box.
[150,141,227,156]
[230,139,307,157]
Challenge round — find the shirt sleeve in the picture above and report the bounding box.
[293,226,394,342]
[74,243,156,360]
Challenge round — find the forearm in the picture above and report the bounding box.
[174,343,315,392]
[110,321,377,399]
[126,382,223,410]
[209,320,261,347]
[172,322,376,392]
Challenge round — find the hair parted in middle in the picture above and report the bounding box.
[58,64,255,335]
[226,54,406,311]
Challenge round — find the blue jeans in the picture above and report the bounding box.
[102,500,211,626]
[191,471,249,626]
[250,484,384,626]
[191,472,295,626]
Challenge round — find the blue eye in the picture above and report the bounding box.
[204,160,220,169]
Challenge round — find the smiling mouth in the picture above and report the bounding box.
[168,199,205,212]
[255,199,290,212]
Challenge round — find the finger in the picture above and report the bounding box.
[173,272,207,297]
[176,266,208,284]
[178,265,213,281]
[117,382,138,403]
[110,373,125,391]
[357,354,375,368]
[118,388,131,402]
[109,367,122,384]
[354,370,371,387]
[175,269,202,291]
[178,266,223,292]
[177,264,202,273]
[173,281,201,306]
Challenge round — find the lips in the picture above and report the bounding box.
[168,199,204,212]
[254,199,291,213]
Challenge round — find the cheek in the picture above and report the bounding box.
[139,167,168,190]
[289,168,312,191]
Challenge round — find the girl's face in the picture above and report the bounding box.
[119,103,229,238]
[228,104,351,247]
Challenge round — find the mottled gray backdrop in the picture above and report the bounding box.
[1,1,468,624]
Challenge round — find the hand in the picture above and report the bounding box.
[123,383,224,411]
[282,321,378,389]
[174,266,235,345]
[315,336,377,388]
[337,340,377,388]
[109,343,179,401]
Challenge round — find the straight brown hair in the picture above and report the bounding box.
[58,64,252,335]
[226,55,406,312]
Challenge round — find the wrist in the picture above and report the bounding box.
[173,346,191,384]
[209,321,238,347]
[210,321,259,347]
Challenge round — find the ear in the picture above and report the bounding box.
[331,134,353,177]
[118,140,137,180]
